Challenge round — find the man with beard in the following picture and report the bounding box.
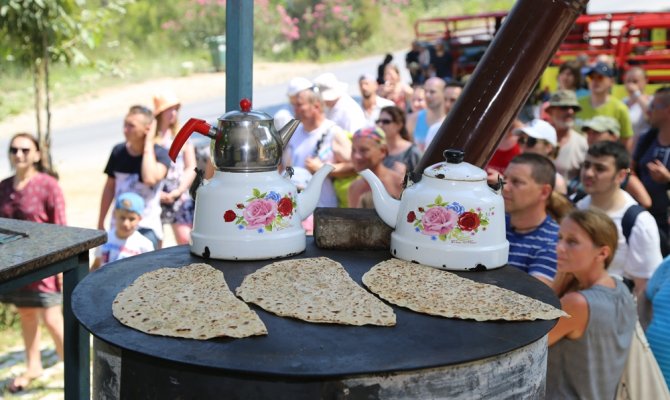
[503,153,560,285]
[358,74,395,128]
[546,90,588,182]
[576,141,661,302]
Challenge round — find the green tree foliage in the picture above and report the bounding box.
[0,0,127,170]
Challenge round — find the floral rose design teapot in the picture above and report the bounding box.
[169,99,333,260]
[360,149,508,271]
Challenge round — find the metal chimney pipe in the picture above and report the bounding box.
[414,0,588,176]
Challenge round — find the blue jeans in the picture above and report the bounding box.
[138,227,160,250]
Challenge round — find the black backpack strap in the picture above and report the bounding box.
[622,204,645,244]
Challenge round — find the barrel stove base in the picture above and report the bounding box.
[93,335,547,400]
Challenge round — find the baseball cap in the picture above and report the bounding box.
[586,62,615,78]
[547,90,582,111]
[313,73,348,102]
[286,77,313,97]
[582,116,620,137]
[515,119,557,146]
[115,192,145,216]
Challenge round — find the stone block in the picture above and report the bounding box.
[313,208,392,250]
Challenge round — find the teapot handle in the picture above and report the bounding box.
[169,118,212,162]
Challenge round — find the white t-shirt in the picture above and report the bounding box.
[577,191,662,279]
[95,229,155,266]
[361,96,395,128]
[284,120,341,207]
[554,129,588,181]
[424,116,446,150]
[327,94,367,134]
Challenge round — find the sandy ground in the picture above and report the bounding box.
[0,60,327,248]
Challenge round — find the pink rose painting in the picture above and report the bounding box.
[223,189,297,232]
[243,199,277,229]
[408,196,493,242]
[420,207,458,236]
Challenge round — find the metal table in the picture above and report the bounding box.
[72,240,560,398]
[0,218,107,400]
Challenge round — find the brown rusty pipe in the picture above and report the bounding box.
[414,0,588,176]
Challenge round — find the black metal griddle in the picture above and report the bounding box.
[72,239,559,378]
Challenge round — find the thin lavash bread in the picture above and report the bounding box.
[235,257,396,326]
[362,258,568,321]
[112,263,267,339]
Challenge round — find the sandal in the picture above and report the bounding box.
[8,373,40,393]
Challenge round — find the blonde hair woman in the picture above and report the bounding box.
[153,90,197,245]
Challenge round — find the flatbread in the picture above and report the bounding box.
[235,257,396,326]
[362,259,567,321]
[112,263,267,339]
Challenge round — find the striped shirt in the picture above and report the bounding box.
[506,214,559,281]
[646,256,670,387]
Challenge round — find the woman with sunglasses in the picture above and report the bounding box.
[377,106,422,176]
[0,133,66,393]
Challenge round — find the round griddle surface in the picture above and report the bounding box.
[73,240,559,378]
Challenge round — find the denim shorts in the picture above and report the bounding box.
[0,290,62,308]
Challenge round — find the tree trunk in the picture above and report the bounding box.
[43,31,54,174]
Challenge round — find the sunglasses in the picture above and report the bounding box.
[376,118,393,125]
[9,147,31,155]
[517,136,538,147]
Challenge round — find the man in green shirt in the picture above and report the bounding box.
[577,62,634,152]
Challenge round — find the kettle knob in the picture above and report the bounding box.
[240,98,251,112]
[444,149,464,164]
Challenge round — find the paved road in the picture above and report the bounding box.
[0,50,409,179]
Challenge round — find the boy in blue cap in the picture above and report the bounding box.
[92,192,155,270]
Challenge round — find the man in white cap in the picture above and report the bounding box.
[313,72,366,134]
[515,118,567,194]
[358,73,395,127]
[273,77,314,129]
[284,84,354,209]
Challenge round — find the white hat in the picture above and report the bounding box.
[515,119,557,146]
[286,77,313,97]
[313,73,348,102]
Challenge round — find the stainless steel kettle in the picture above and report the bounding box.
[168,98,300,171]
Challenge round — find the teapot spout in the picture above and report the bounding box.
[359,169,400,228]
[279,119,301,148]
[297,164,334,220]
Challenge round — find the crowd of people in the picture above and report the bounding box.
[1,44,670,396]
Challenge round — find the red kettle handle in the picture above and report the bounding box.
[169,118,212,162]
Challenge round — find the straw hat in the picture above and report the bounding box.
[153,90,181,116]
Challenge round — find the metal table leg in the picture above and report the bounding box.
[62,253,90,400]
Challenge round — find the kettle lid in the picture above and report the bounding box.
[218,99,272,122]
[423,149,486,181]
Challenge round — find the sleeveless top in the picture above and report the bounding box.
[546,279,636,400]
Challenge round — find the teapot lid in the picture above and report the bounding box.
[423,149,486,181]
[218,99,272,122]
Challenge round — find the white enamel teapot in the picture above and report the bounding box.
[360,149,508,271]
[169,99,333,260]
